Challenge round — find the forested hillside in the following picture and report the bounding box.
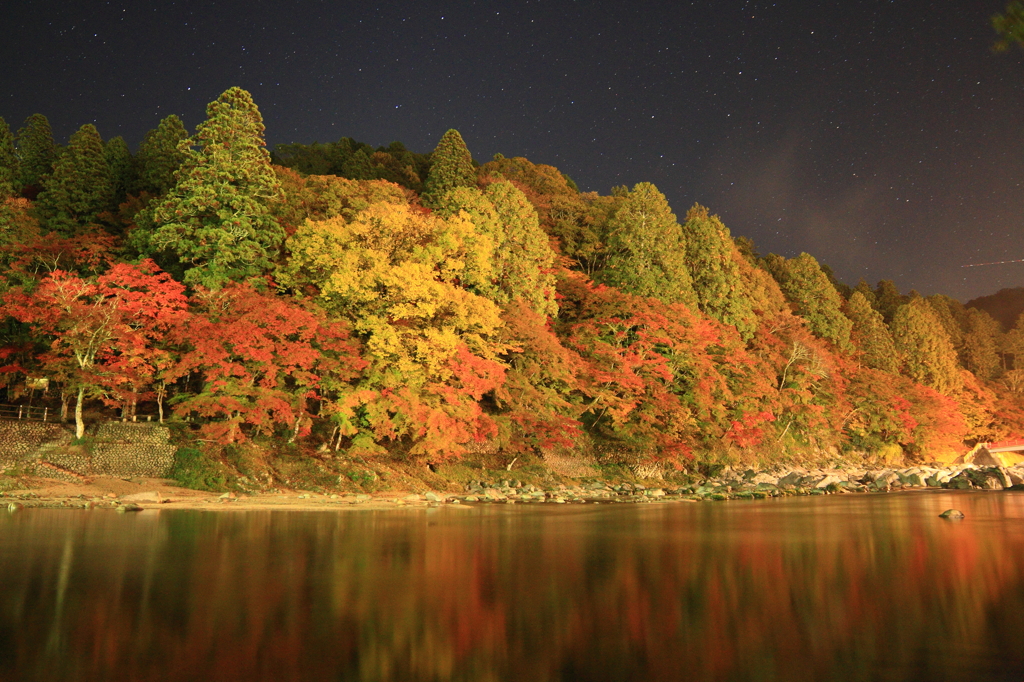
[1,87,1022,471]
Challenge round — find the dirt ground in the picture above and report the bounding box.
[2,475,450,512]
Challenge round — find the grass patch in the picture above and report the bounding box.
[169,447,228,491]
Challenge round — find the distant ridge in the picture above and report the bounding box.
[966,287,1024,331]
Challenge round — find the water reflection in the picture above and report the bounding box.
[1,492,1023,681]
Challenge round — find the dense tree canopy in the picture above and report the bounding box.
[597,182,697,308]
[421,129,476,208]
[35,124,112,235]
[0,86,1020,469]
[134,114,189,196]
[681,204,757,340]
[141,87,284,288]
[0,117,18,199]
[15,113,57,191]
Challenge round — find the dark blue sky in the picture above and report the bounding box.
[2,0,1023,301]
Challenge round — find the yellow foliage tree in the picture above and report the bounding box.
[281,200,507,460]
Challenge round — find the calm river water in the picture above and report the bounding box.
[1,491,1023,681]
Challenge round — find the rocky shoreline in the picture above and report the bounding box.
[4,461,1024,512]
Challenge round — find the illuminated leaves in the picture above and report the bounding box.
[283,199,506,459]
[168,282,363,443]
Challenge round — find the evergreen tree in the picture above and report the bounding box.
[0,117,18,198]
[422,129,475,207]
[761,253,789,287]
[681,204,757,339]
[873,279,904,324]
[1003,312,1024,369]
[961,307,1002,379]
[925,294,966,354]
[597,182,697,308]
[891,297,962,394]
[35,124,112,235]
[846,290,899,373]
[104,136,134,209]
[437,182,559,316]
[339,147,375,180]
[144,87,284,289]
[15,114,57,190]
[484,181,558,316]
[852,279,876,307]
[135,114,188,195]
[778,253,853,349]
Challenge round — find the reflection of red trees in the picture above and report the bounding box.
[3,499,1024,681]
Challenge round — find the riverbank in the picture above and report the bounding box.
[4,460,1024,513]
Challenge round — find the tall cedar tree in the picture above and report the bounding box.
[926,294,966,355]
[35,124,112,236]
[484,181,558,316]
[145,87,284,289]
[873,280,904,324]
[103,136,134,210]
[15,114,57,190]
[436,182,557,315]
[421,129,475,207]
[598,182,697,308]
[0,117,18,198]
[846,290,900,373]
[961,307,1002,379]
[891,297,963,394]
[681,204,757,340]
[134,114,189,196]
[776,253,853,350]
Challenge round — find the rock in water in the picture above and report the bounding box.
[939,509,965,520]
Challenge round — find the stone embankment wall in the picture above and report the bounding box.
[0,420,175,479]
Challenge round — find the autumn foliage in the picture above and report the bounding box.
[0,86,1019,468]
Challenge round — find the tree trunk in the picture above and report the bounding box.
[74,386,85,440]
[156,381,165,423]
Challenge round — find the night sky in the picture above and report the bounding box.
[2,0,1022,301]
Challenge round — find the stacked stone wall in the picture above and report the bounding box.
[91,422,175,477]
[0,420,73,468]
[0,419,175,478]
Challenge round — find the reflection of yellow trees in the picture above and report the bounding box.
[2,498,1024,681]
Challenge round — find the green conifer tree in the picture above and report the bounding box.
[339,147,375,180]
[135,114,188,195]
[852,279,876,307]
[681,204,757,339]
[422,129,476,207]
[597,182,697,308]
[961,307,1002,379]
[778,253,853,349]
[873,280,904,324]
[144,87,284,289]
[104,136,134,209]
[925,294,966,355]
[15,114,57,189]
[0,117,18,198]
[484,181,558,316]
[436,183,559,316]
[891,297,962,393]
[35,124,112,235]
[846,290,899,373]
